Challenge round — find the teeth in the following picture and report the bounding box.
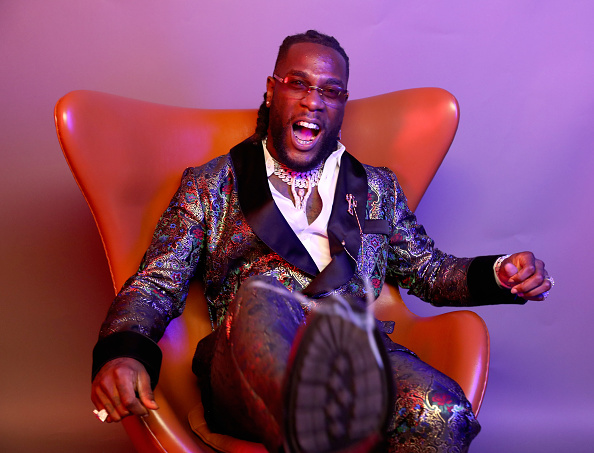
[296,121,320,130]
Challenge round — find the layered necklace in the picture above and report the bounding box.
[269,148,324,212]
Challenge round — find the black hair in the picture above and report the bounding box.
[274,30,350,81]
[253,30,349,142]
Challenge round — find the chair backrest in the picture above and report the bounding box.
[55,89,458,292]
[55,89,472,453]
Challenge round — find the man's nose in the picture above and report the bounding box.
[300,87,325,110]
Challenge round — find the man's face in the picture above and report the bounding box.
[266,42,348,172]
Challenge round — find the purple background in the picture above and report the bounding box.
[1,1,592,451]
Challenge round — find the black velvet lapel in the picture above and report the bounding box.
[230,139,319,277]
[303,152,368,297]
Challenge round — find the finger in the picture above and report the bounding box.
[92,376,118,422]
[510,260,545,294]
[500,262,518,279]
[498,262,519,287]
[91,392,107,422]
[97,370,137,421]
[510,274,542,296]
[93,384,121,423]
[114,371,147,417]
[514,277,552,300]
[503,252,533,282]
[508,262,537,286]
[137,370,159,411]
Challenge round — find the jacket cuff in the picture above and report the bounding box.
[92,331,162,389]
[467,255,527,306]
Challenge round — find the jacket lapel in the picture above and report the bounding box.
[302,152,367,297]
[230,139,319,277]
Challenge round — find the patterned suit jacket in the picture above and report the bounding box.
[92,138,523,384]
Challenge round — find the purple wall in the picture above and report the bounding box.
[1,1,592,451]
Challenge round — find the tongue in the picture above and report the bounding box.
[294,125,316,142]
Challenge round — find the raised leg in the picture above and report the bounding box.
[194,275,305,451]
[193,277,481,452]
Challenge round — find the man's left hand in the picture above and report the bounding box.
[497,252,553,301]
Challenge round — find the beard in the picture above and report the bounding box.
[268,111,341,172]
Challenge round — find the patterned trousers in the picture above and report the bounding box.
[193,276,481,452]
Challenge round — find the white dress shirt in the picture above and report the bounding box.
[263,141,345,272]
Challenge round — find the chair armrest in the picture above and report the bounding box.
[373,284,489,415]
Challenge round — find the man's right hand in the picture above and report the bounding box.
[91,357,159,422]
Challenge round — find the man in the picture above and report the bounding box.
[91,31,552,452]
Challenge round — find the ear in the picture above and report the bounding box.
[266,76,275,106]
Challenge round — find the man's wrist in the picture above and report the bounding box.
[467,255,526,305]
[493,254,512,289]
[92,331,162,388]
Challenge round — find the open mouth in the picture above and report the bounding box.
[292,121,321,148]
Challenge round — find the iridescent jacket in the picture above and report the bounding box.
[92,139,523,383]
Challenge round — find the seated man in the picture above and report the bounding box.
[90,30,552,453]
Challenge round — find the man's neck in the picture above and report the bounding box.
[268,175,323,224]
[262,138,346,225]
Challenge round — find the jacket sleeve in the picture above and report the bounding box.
[383,170,526,307]
[92,167,208,386]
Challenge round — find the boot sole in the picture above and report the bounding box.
[284,310,391,453]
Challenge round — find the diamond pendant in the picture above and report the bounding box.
[296,187,306,211]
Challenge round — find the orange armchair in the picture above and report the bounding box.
[55,88,489,453]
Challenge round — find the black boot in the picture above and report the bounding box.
[283,297,393,453]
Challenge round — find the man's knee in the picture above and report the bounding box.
[385,351,481,451]
[231,275,305,332]
[238,274,286,294]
